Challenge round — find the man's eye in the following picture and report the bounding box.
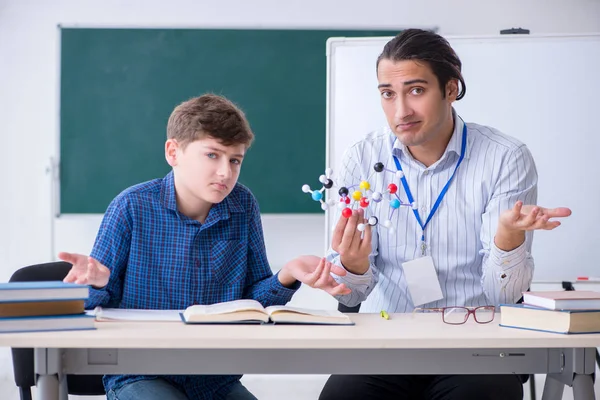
[381,91,394,99]
[410,87,424,95]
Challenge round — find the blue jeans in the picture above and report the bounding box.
[106,378,257,400]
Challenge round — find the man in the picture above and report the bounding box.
[59,94,349,400]
[319,29,571,400]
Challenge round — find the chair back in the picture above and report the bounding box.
[8,261,106,397]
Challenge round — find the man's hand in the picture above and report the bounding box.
[58,252,111,288]
[278,255,351,296]
[331,208,372,275]
[495,201,572,250]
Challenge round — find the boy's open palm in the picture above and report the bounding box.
[58,252,110,288]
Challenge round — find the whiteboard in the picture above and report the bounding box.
[325,34,600,282]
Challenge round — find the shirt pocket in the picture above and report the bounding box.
[210,239,248,285]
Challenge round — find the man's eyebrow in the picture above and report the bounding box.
[377,79,429,89]
[403,79,429,85]
[204,146,244,158]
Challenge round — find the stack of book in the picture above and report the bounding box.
[0,282,95,333]
[500,291,600,334]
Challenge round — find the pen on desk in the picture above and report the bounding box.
[380,310,389,320]
[577,277,600,282]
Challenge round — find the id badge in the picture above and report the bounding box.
[401,256,444,306]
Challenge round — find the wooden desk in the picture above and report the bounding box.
[0,314,597,400]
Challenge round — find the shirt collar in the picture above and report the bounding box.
[391,110,471,163]
[202,185,245,227]
[160,171,178,212]
[160,170,245,224]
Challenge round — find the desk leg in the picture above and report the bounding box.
[541,375,565,400]
[35,348,63,400]
[572,374,596,400]
[37,374,59,400]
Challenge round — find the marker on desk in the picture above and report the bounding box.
[380,310,390,320]
[577,277,600,282]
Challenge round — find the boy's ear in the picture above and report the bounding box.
[165,139,179,167]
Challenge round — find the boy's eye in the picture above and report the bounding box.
[207,153,217,159]
[230,159,241,165]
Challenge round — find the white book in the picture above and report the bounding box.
[86,307,183,322]
[181,299,353,325]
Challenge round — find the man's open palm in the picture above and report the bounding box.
[499,201,572,232]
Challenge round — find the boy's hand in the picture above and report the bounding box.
[58,252,111,289]
[331,209,371,275]
[279,255,351,296]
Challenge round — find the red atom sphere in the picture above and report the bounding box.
[359,197,369,208]
[342,207,352,218]
[387,183,398,194]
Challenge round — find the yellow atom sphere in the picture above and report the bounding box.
[352,190,362,201]
[359,181,370,191]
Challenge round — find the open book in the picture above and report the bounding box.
[181,299,353,325]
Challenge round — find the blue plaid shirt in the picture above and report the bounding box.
[87,171,299,399]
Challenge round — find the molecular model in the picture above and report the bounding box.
[302,162,418,234]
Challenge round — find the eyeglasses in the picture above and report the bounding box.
[412,306,496,325]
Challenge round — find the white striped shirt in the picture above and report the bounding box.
[329,114,537,312]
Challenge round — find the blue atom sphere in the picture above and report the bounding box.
[312,191,323,201]
[390,198,401,209]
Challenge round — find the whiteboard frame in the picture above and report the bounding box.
[325,33,600,278]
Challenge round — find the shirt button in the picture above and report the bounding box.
[423,170,429,176]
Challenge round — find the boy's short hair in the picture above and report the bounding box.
[167,94,255,148]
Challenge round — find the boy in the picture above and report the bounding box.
[59,94,349,400]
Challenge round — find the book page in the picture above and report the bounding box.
[265,305,346,317]
[185,299,266,316]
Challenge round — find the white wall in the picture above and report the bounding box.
[1,0,599,393]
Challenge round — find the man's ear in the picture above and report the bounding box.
[165,139,179,167]
[446,79,459,102]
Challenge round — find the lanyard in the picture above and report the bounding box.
[392,124,467,256]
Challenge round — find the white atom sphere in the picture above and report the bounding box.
[411,202,418,209]
[302,184,311,193]
[325,168,333,177]
[395,171,405,179]
[382,220,392,228]
[337,202,346,210]
[357,223,366,232]
[389,227,396,235]
[371,192,382,202]
[368,217,378,225]
[319,174,328,184]
[327,199,337,206]
[321,203,329,211]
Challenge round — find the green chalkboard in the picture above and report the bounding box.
[60,28,399,214]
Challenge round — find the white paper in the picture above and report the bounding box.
[401,256,444,306]
[86,307,183,322]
